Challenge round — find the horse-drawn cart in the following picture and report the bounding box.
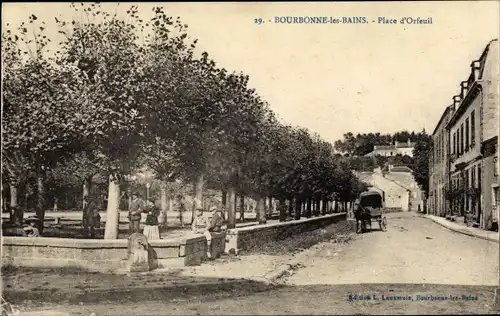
[355,190,387,233]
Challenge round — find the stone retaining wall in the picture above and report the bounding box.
[2,214,346,271]
[2,236,208,273]
[225,213,346,255]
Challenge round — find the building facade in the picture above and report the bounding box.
[365,139,416,157]
[439,39,499,230]
[482,136,498,229]
[428,105,454,216]
[479,39,499,230]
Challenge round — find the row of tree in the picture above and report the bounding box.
[2,3,369,239]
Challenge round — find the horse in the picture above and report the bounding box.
[354,205,372,233]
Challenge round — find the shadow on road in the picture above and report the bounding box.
[4,277,499,315]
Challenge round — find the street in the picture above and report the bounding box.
[12,212,499,315]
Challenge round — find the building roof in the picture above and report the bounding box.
[446,39,498,129]
[432,105,453,136]
[390,166,413,173]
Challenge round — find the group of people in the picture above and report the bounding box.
[129,192,162,240]
[80,192,162,240]
[80,192,225,246]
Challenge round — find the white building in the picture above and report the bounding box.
[365,139,416,157]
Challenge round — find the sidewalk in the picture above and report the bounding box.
[424,214,499,243]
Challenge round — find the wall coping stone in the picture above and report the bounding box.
[226,213,346,235]
[2,235,199,249]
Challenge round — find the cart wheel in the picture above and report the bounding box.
[381,217,387,231]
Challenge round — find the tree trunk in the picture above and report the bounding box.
[256,197,267,224]
[191,173,204,225]
[9,182,19,225]
[104,174,120,239]
[268,197,273,218]
[35,175,45,234]
[306,198,312,218]
[278,198,286,222]
[263,197,268,218]
[160,183,168,226]
[239,194,245,222]
[82,176,92,208]
[288,198,294,217]
[322,198,327,215]
[160,184,168,213]
[193,173,204,210]
[294,198,302,220]
[234,192,238,220]
[227,186,236,229]
[315,199,321,216]
[221,190,227,221]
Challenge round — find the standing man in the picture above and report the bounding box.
[82,196,94,237]
[83,195,99,238]
[129,192,144,234]
[205,207,223,259]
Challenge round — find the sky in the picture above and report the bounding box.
[2,2,499,144]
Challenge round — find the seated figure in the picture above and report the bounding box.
[192,207,208,234]
[206,207,223,233]
[23,218,40,237]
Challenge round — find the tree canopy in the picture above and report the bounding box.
[334,131,419,157]
[2,3,368,237]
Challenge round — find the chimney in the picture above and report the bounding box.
[460,81,469,99]
[471,60,481,81]
[453,95,461,107]
[449,103,456,113]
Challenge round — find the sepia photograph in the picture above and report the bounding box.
[1,1,499,315]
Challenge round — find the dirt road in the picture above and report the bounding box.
[6,212,500,315]
[287,212,499,286]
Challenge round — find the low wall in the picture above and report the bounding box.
[225,213,346,255]
[2,214,346,271]
[1,234,215,273]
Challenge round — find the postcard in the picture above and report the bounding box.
[1,1,499,315]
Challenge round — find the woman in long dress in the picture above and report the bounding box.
[143,198,161,240]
